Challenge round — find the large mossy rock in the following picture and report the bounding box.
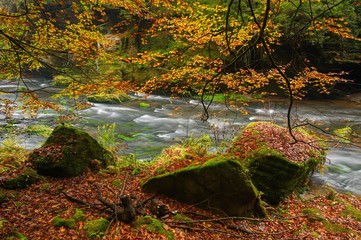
[229,122,325,204]
[142,156,266,217]
[29,124,114,178]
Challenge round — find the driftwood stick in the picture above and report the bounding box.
[61,190,89,205]
[94,183,119,213]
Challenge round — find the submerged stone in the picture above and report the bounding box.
[229,122,325,204]
[28,124,114,178]
[142,156,266,217]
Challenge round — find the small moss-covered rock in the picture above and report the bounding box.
[1,168,42,189]
[52,208,86,229]
[84,218,109,239]
[142,156,266,217]
[333,127,352,143]
[72,208,86,222]
[139,102,150,108]
[29,124,114,177]
[53,216,77,228]
[342,202,361,221]
[25,124,53,138]
[133,216,174,240]
[302,208,325,222]
[229,122,325,204]
[87,91,131,104]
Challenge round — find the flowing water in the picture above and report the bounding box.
[1,78,360,196]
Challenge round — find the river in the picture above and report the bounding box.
[1,78,360,196]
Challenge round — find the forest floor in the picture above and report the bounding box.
[1,165,360,240]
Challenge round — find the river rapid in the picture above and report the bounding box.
[1,78,361,196]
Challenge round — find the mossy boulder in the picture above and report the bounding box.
[142,156,266,217]
[133,216,174,240]
[28,124,114,178]
[229,122,325,204]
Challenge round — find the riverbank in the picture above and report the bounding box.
[1,164,360,239]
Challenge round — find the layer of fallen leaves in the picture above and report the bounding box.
[145,145,215,179]
[231,122,325,163]
[1,166,360,240]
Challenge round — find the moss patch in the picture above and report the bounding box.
[302,207,351,234]
[87,91,131,104]
[302,208,325,222]
[142,156,266,217]
[52,208,86,229]
[25,124,53,138]
[139,102,150,108]
[29,124,114,177]
[84,218,109,239]
[1,168,42,189]
[133,216,174,240]
[333,127,352,143]
[342,202,361,221]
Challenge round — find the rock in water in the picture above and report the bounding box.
[142,156,266,217]
[29,124,114,177]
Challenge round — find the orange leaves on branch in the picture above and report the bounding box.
[290,67,348,99]
[309,17,361,41]
[19,93,61,117]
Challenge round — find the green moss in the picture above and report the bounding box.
[0,219,7,229]
[52,75,75,86]
[29,124,114,177]
[139,102,150,108]
[333,127,352,143]
[322,220,350,233]
[342,202,361,221]
[117,134,136,141]
[1,168,42,189]
[111,179,123,189]
[72,208,86,222]
[199,93,250,103]
[87,91,130,104]
[25,124,53,138]
[311,231,320,238]
[231,122,325,204]
[143,156,266,217]
[11,231,28,240]
[53,216,77,228]
[53,209,86,229]
[173,214,193,225]
[133,216,174,240]
[302,208,325,222]
[302,205,355,234]
[242,146,321,204]
[84,218,109,239]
